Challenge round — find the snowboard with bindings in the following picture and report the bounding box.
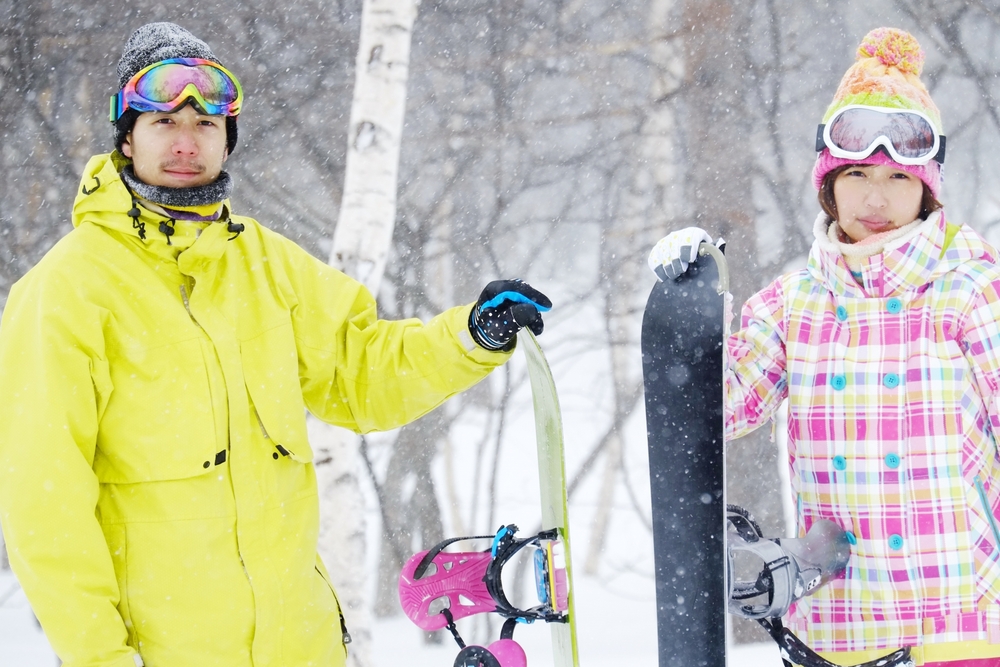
[519,328,579,667]
[641,243,729,667]
[397,330,579,667]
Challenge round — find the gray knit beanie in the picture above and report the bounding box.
[113,22,239,155]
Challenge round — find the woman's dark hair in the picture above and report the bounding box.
[818,164,943,221]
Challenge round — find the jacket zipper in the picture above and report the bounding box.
[315,566,352,646]
[177,280,322,650]
[179,284,212,340]
[179,284,198,322]
[974,475,1000,548]
[253,408,270,439]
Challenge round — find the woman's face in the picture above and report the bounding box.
[833,164,924,243]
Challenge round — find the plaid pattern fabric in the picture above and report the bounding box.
[726,211,1000,652]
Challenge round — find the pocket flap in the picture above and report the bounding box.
[242,323,313,463]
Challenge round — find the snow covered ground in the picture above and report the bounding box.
[0,568,783,666]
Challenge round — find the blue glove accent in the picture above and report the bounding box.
[480,290,553,313]
[469,280,553,351]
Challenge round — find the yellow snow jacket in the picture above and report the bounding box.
[0,153,510,667]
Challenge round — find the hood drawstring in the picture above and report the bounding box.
[159,219,177,245]
[127,198,146,240]
[123,182,238,243]
[227,219,245,241]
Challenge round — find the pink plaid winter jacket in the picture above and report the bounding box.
[726,211,1000,652]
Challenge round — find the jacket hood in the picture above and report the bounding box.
[72,153,233,256]
[807,210,996,298]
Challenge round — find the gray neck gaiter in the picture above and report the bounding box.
[121,165,234,207]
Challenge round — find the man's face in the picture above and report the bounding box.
[121,104,228,189]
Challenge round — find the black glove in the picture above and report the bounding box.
[469,279,552,352]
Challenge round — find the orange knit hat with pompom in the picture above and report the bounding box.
[823,27,940,129]
[813,28,942,198]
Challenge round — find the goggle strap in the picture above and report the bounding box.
[816,124,826,153]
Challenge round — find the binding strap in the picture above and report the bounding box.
[757,617,913,667]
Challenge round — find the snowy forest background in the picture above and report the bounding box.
[5,0,1000,664]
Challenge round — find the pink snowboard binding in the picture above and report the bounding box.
[398,525,570,667]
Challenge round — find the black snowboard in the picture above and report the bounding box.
[641,244,728,667]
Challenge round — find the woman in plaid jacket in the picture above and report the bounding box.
[649,28,1000,667]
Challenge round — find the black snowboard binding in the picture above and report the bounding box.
[726,505,914,667]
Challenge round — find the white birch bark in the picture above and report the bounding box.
[314,2,420,667]
[328,0,419,288]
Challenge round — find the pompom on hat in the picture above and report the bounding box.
[113,22,239,156]
[813,27,942,199]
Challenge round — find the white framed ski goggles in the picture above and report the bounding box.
[110,57,243,122]
[815,104,945,165]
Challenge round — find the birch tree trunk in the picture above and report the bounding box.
[314,2,419,666]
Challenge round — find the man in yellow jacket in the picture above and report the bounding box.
[0,22,551,667]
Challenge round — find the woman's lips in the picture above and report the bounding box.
[859,217,891,231]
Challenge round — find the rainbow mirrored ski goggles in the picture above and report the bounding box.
[110,57,243,122]
[816,104,945,165]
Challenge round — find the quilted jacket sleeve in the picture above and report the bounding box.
[959,273,1000,438]
[725,277,790,441]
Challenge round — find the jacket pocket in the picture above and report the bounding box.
[242,321,313,462]
[101,522,139,650]
[94,336,220,483]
